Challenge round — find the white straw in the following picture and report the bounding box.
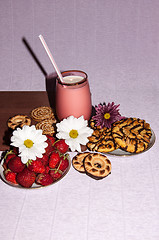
[39,34,64,83]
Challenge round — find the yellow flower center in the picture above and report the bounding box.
[104,113,110,120]
[24,139,34,148]
[69,129,78,139]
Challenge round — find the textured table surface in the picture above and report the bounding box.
[0,0,159,239]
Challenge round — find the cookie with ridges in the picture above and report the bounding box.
[36,119,55,136]
[72,152,89,173]
[7,115,31,129]
[112,118,152,153]
[30,106,54,122]
[84,153,111,179]
[50,113,57,124]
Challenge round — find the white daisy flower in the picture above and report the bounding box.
[10,125,48,164]
[56,116,93,152]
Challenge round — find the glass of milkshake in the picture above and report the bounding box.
[56,70,92,121]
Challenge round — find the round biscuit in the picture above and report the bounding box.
[72,152,89,173]
[84,153,111,179]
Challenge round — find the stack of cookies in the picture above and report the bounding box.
[87,117,152,154]
[30,106,57,136]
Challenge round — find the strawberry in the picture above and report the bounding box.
[54,139,69,154]
[8,156,25,173]
[16,168,36,188]
[46,135,56,145]
[45,166,50,174]
[27,159,45,173]
[36,173,53,186]
[58,155,69,172]
[49,169,62,181]
[38,154,49,166]
[4,169,17,184]
[3,151,16,170]
[4,151,16,163]
[5,153,16,163]
[49,152,60,168]
[45,138,54,156]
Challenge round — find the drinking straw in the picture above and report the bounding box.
[39,34,64,83]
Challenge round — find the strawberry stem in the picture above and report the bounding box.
[53,139,60,146]
[4,150,14,159]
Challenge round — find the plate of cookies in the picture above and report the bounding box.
[87,118,155,156]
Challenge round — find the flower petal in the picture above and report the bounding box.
[65,138,81,152]
[56,131,69,140]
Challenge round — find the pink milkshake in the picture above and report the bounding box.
[56,70,92,121]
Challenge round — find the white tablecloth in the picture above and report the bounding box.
[0,133,159,240]
[0,0,159,239]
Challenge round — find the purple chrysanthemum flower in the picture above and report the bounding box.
[92,102,124,129]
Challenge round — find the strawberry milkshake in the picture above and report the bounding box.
[56,70,92,121]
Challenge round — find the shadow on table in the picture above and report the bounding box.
[2,128,13,152]
[22,37,60,112]
[22,37,48,77]
[45,72,57,110]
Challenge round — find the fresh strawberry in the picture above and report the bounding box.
[45,166,50,174]
[4,169,17,184]
[58,155,69,172]
[8,156,25,173]
[38,154,49,166]
[16,168,36,188]
[54,139,69,154]
[5,153,16,163]
[4,151,16,163]
[3,151,16,170]
[45,138,54,156]
[27,159,45,173]
[46,135,56,145]
[49,169,62,181]
[49,152,60,168]
[36,173,53,186]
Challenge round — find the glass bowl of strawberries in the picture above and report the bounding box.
[0,135,71,189]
